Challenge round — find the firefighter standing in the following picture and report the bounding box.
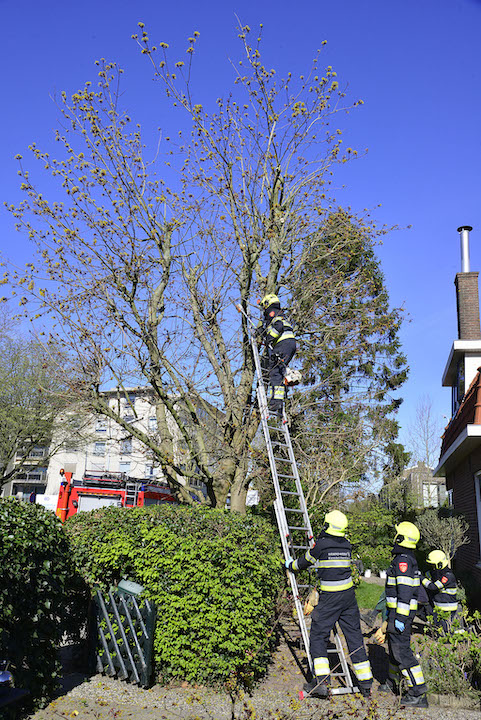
[382,521,428,708]
[286,510,373,698]
[257,294,297,417]
[422,550,459,632]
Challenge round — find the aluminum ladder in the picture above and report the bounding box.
[244,305,358,695]
[124,481,139,507]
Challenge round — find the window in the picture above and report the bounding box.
[96,418,108,433]
[123,415,135,425]
[120,437,132,454]
[475,473,481,564]
[119,461,131,475]
[148,417,158,431]
[93,442,106,456]
[144,464,154,478]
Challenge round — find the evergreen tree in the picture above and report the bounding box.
[287,209,409,507]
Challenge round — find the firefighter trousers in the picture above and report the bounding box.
[309,587,373,688]
[267,339,296,410]
[387,617,427,696]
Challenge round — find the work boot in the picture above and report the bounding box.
[378,679,397,694]
[302,677,329,698]
[358,685,372,699]
[400,693,428,708]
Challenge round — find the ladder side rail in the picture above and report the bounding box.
[243,304,356,691]
[273,498,312,669]
[280,422,314,544]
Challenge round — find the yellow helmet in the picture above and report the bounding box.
[427,550,448,569]
[394,521,420,549]
[324,510,348,537]
[259,293,280,309]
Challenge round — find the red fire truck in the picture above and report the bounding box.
[56,469,176,521]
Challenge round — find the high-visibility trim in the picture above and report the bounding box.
[386,577,396,586]
[273,386,285,400]
[386,597,397,609]
[442,587,457,595]
[422,578,431,588]
[435,580,445,590]
[434,602,459,612]
[396,576,418,587]
[316,559,352,568]
[353,661,373,681]
[401,668,413,687]
[409,599,418,611]
[410,664,425,686]
[319,578,353,592]
[292,559,299,571]
[313,656,329,678]
[305,550,316,564]
[396,601,411,616]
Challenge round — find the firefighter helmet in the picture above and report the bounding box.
[324,510,348,537]
[394,521,420,549]
[427,549,448,569]
[259,293,280,310]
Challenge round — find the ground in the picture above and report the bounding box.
[24,612,480,720]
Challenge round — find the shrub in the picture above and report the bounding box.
[347,504,395,572]
[418,612,481,699]
[65,505,284,689]
[0,498,82,709]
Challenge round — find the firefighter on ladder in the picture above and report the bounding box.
[380,521,429,708]
[286,510,373,699]
[421,550,460,633]
[256,294,297,417]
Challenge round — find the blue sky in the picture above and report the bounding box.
[1,0,481,451]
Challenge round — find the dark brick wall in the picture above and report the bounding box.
[446,448,481,607]
[455,272,481,339]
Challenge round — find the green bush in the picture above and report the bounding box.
[347,504,395,572]
[0,498,82,709]
[418,612,481,700]
[65,505,284,689]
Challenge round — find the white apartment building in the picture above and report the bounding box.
[46,386,181,496]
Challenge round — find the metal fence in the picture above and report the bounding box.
[93,581,156,688]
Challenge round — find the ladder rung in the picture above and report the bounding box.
[280,490,300,496]
[277,473,296,479]
[289,526,308,531]
[285,508,304,513]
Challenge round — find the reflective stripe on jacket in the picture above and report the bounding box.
[422,567,458,613]
[265,314,295,346]
[293,533,353,593]
[385,550,420,623]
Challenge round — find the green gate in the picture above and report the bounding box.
[93,580,156,687]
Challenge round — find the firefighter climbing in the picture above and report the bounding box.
[256,294,297,417]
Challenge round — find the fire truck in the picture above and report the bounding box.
[55,469,176,521]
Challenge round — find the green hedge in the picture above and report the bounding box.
[65,505,284,688]
[0,498,79,709]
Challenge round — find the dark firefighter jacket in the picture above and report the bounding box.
[292,532,353,593]
[385,544,421,624]
[422,566,458,612]
[262,308,295,348]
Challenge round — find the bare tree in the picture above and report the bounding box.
[0,332,88,488]
[407,394,443,469]
[6,26,367,511]
[417,509,470,564]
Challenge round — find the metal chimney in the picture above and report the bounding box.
[458,225,473,273]
[454,225,481,340]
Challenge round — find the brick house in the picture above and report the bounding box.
[436,226,481,604]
